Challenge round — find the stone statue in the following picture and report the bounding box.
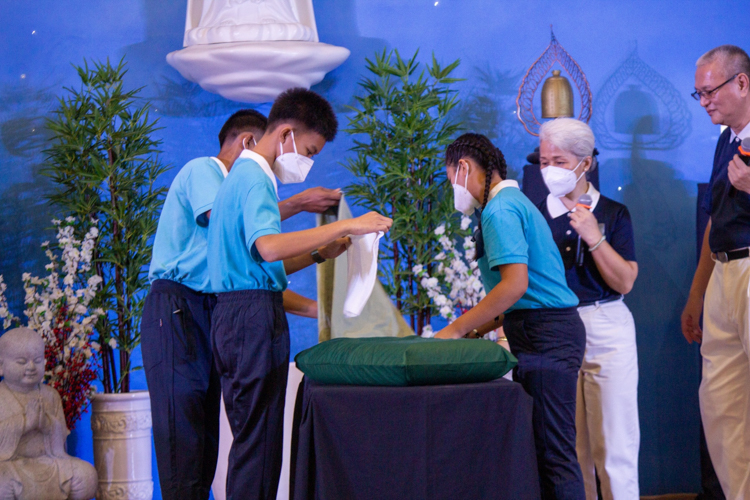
[0,328,97,500]
[185,0,315,46]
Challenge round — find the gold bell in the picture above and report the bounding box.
[541,70,574,118]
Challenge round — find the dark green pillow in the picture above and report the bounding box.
[294,336,517,386]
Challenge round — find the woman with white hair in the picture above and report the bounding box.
[538,118,640,500]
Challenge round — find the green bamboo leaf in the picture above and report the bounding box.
[340,48,464,333]
[43,57,170,393]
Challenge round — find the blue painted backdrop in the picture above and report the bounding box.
[1,0,748,497]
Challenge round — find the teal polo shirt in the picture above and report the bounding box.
[148,157,228,292]
[477,180,579,313]
[207,150,288,293]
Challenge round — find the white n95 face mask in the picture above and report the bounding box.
[272,130,313,184]
[541,159,586,198]
[452,165,480,216]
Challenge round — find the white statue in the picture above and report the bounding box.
[0,328,97,500]
[185,0,315,45]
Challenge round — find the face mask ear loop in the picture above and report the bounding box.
[291,130,299,156]
[574,159,587,183]
[454,161,470,188]
[463,163,470,189]
[252,136,257,146]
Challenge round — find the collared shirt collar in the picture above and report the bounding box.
[211,157,229,178]
[238,149,278,197]
[487,179,520,202]
[730,121,750,143]
[546,182,601,219]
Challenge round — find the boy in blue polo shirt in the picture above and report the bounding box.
[207,88,392,499]
[434,133,585,500]
[143,109,342,500]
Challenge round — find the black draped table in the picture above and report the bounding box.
[290,377,540,500]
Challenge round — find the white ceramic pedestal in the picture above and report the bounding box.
[167,41,350,103]
[91,391,154,500]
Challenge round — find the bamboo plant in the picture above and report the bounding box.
[44,59,169,393]
[343,49,462,334]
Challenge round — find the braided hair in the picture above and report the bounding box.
[445,133,508,259]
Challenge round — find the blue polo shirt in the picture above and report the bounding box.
[478,180,579,313]
[149,157,227,292]
[207,150,288,293]
[538,185,636,305]
[701,126,750,252]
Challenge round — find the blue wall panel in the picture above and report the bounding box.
[1,0,748,496]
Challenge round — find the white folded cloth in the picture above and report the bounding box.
[343,231,383,318]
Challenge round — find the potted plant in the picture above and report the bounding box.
[43,58,169,500]
[343,49,463,335]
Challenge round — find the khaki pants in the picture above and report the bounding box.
[701,259,750,499]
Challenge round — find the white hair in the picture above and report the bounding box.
[539,118,595,160]
[696,45,750,78]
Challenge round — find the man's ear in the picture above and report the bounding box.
[277,125,293,145]
[738,73,750,96]
[237,131,255,150]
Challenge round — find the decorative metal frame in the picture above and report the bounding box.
[591,48,691,150]
[516,27,593,136]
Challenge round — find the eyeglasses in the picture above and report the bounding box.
[691,74,738,101]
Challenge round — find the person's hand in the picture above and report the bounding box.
[434,325,463,339]
[681,293,704,344]
[292,187,342,213]
[318,237,351,260]
[346,212,393,235]
[568,207,603,246]
[728,155,750,195]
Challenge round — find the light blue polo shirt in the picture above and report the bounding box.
[207,150,288,293]
[477,180,579,312]
[149,157,228,292]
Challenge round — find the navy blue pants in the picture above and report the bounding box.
[504,306,586,500]
[141,279,220,500]
[211,290,290,500]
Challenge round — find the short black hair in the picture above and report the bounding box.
[267,88,338,142]
[218,109,268,148]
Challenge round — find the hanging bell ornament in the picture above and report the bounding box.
[541,70,574,118]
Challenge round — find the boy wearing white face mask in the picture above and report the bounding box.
[537,118,640,500]
[144,109,343,500]
[206,88,392,500]
[435,133,585,500]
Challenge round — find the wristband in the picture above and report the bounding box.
[311,249,326,264]
[589,235,606,252]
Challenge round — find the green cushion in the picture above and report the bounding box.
[294,336,517,386]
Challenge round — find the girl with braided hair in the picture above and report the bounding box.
[435,133,587,500]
